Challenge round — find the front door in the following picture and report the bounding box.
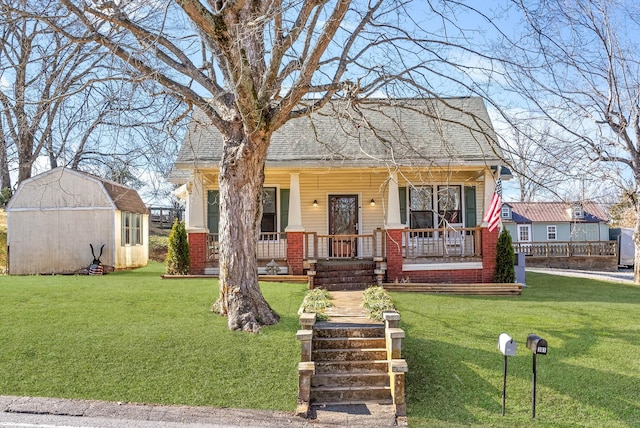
[329,195,358,257]
[517,224,532,253]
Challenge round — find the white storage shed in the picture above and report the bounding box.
[6,167,149,274]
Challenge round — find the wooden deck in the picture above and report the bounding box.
[383,283,523,296]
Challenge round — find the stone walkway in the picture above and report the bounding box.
[323,290,382,324]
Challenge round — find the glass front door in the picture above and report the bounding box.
[329,195,358,257]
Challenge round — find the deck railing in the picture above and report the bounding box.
[401,227,481,258]
[513,241,617,257]
[304,229,385,259]
[207,232,288,262]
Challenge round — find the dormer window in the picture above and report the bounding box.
[572,205,584,219]
[501,205,511,219]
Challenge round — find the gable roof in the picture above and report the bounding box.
[170,97,501,182]
[7,167,148,214]
[505,202,608,224]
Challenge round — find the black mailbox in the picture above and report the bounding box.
[526,334,548,355]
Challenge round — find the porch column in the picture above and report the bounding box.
[482,227,500,282]
[186,171,208,275]
[385,172,404,229]
[385,172,405,282]
[286,173,305,275]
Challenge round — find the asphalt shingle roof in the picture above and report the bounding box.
[171,97,501,182]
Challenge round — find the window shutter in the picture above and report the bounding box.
[399,187,407,225]
[464,186,477,227]
[207,190,219,233]
[280,189,290,232]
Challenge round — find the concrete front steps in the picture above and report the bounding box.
[312,260,377,291]
[310,323,392,405]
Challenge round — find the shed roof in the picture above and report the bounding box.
[505,202,608,223]
[170,97,501,183]
[7,168,148,214]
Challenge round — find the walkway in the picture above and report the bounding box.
[323,290,380,323]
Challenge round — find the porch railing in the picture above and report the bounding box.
[304,229,385,259]
[513,241,617,257]
[206,232,288,262]
[402,227,481,258]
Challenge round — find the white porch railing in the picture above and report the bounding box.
[207,232,288,262]
[304,229,385,259]
[401,227,481,258]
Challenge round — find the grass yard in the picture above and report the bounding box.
[0,262,307,411]
[1,262,640,427]
[0,209,6,272]
[396,272,640,427]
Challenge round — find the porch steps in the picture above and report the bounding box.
[383,282,523,296]
[311,323,392,405]
[313,260,376,291]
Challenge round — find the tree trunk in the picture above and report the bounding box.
[212,130,279,332]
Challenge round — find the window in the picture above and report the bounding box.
[122,212,143,246]
[501,206,511,219]
[572,205,584,219]
[518,225,531,242]
[437,185,462,225]
[260,187,277,236]
[547,225,557,240]
[409,186,434,229]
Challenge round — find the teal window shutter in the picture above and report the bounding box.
[464,186,477,227]
[207,190,219,233]
[399,187,407,225]
[280,189,290,232]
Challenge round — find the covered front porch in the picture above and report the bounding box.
[179,167,500,283]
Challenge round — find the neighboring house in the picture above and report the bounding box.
[169,97,508,284]
[502,201,616,270]
[7,167,149,274]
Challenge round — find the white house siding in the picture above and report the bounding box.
[202,168,487,236]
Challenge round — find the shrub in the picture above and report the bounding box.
[298,288,333,321]
[165,220,190,275]
[362,286,396,321]
[494,228,515,283]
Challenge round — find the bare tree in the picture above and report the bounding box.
[16,0,517,331]
[498,0,640,282]
[0,1,186,193]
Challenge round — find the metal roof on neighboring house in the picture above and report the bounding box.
[170,97,502,183]
[504,202,609,223]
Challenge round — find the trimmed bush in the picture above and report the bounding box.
[165,220,190,275]
[362,286,396,321]
[298,288,333,320]
[494,228,515,283]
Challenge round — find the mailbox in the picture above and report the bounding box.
[498,333,516,356]
[526,334,548,355]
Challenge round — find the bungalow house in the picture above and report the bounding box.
[501,201,616,270]
[6,167,149,274]
[169,97,509,285]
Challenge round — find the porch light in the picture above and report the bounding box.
[313,199,318,207]
[370,199,376,206]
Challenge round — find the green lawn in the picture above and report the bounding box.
[0,262,307,410]
[1,265,639,427]
[397,272,640,427]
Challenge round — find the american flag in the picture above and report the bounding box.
[483,177,502,232]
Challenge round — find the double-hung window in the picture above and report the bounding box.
[122,212,143,246]
[437,185,462,225]
[260,187,277,239]
[409,186,434,229]
[547,225,557,240]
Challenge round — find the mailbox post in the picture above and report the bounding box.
[526,334,548,418]
[497,333,516,416]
